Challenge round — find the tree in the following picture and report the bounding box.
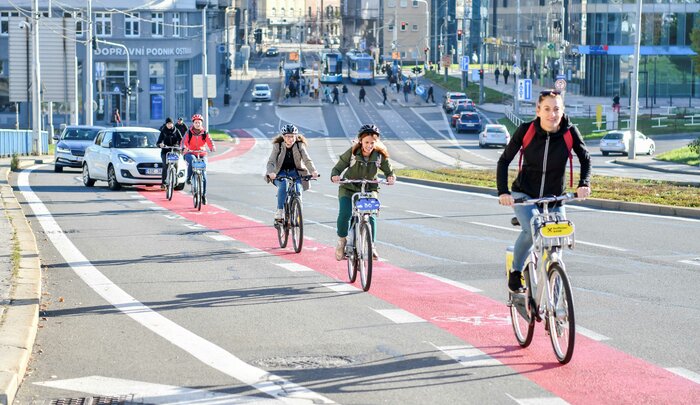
[692,28,700,74]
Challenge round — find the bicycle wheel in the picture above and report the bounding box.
[166,167,175,201]
[358,222,373,291]
[276,205,289,248]
[547,263,576,364]
[347,225,358,283]
[196,174,204,211]
[510,266,535,347]
[290,198,304,253]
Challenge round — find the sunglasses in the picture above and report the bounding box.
[540,90,561,96]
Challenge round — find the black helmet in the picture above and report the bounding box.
[281,124,299,135]
[357,124,381,138]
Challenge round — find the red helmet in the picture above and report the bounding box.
[191,113,203,122]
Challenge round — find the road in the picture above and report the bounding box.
[11,53,700,403]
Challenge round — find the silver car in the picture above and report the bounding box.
[251,84,272,102]
[53,125,105,172]
[599,130,655,156]
[478,124,510,148]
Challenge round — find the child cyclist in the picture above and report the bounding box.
[331,124,396,261]
[182,113,216,205]
[266,124,319,221]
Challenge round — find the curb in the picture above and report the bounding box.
[398,176,700,220]
[612,158,700,181]
[0,159,43,405]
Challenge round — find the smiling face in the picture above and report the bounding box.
[536,93,565,133]
[192,120,203,130]
[359,134,378,156]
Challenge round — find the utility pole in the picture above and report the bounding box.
[86,0,93,126]
[559,0,566,79]
[628,0,642,160]
[32,0,43,154]
[47,0,54,142]
[201,5,208,129]
[514,0,521,115]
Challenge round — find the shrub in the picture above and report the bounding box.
[10,154,20,172]
[689,138,700,155]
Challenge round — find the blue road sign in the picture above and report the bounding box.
[461,56,469,72]
[518,79,532,101]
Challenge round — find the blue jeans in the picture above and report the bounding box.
[273,169,301,209]
[184,154,208,196]
[511,192,565,273]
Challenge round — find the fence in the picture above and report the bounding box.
[0,130,49,157]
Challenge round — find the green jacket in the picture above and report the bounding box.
[331,147,395,198]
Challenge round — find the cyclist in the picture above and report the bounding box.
[331,124,396,261]
[175,116,188,137]
[266,124,319,221]
[182,113,216,205]
[497,90,592,292]
[156,117,183,189]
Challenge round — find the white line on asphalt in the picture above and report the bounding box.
[321,282,360,294]
[325,135,338,164]
[207,234,236,242]
[183,223,206,230]
[679,259,700,266]
[470,221,517,232]
[323,194,337,199]
[210,203,228,211]
[417,273,482,293]
[576,326,610,341]
[238,214,263,223]
[276,263,314,272]
[163,214,184,220]
[147,206,167,211]
[504,394,568,405]
[436,344,501,367]
[138,199,154,204]
[405,210,441,218]
[665,367,700,384]
[372,308,426,324]
[18,165,335,404]
[238,247,268,256]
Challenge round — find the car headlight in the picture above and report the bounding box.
[118,154,135,164]
[56,145,71,153]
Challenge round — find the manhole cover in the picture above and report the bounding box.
[254,355,353,369]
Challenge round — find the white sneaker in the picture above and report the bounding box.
[274,209,284,221]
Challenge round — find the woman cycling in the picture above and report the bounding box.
[497,90,592,292]
[266,124,319,221]
[331,124,396,261]
[182,113,216,205]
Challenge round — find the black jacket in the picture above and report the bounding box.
[497,115,591,198]
[157,126,183,149]
[175,122,188,137]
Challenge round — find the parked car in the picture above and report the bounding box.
[455,112,483,133]
[442,92,469,113]
[451,104,477,127]
[599,130,655,156]
[53,125,105,172]
[251,84,272,102]
[478,124,510,148]
[82,127,187,191]
[265,47,279,57]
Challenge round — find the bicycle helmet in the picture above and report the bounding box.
[281,124,299,135]
[191,113,203,122]
[357,124,381,138]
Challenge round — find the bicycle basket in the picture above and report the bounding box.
[538,220,574,239]
[356,198,380,211]
[166,152,179,162]
[192,160,206,170]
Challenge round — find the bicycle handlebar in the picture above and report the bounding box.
[337,179,388,185]
[275,174,320,181]
[513,192,579,205]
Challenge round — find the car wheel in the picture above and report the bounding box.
[54,164,63,173]
[602,151,609,156]
[647,145,655,156]
[82,164,95,187]
[107,165,121,191]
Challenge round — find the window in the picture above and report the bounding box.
[149,62,166,120]
[175,61,189,120]
[400,0,408,7]
[388,0,396,7]
[413,0,419,7]
[412,24,418,31]
[272,8,276,17]
[308,7,312,18]
[125,12,140,37]
[74,11,84,37]
[281,8,285,17]
[95,12,112,37]
[1,11,19,35]
[172,13,180,37]
[151,12,163,37]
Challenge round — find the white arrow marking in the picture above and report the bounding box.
[35,376,281,404]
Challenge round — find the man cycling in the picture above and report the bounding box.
[266,124,319,221]
[156,117,183,189]
[331,124,396,260]
[182,114,216,205]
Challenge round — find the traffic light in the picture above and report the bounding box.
[457,30,463,41]
[254,29,262,44]
[424,47,429,55]
[478,69,484,80]
[548,43,555,50]
[126,87,132,96]
[401,22,407,30]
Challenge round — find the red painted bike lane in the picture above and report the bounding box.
[139,136,698,403]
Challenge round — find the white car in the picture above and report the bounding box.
[82,127,187,190]
[478,124,510,148]
[599,130,655,156]
[251,84,272,102]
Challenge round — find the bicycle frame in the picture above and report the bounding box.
[274,174,315,253]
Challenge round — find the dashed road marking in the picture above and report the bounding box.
[405,209,441,218]
[276,263,314,272]
[322,282,360,294]
[577,326,610,341]
[436,344,501,367]
[208,234,236,242]
[665,367,700,384]
[372,308,426,324]
[417,273,482,293]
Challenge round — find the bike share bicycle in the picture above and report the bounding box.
[162,146,182,201]
[185,148,207,211]
[507,193,578,364]
[274,174,317,253]
[339,179,386,292]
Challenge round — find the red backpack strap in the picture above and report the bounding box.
[518,122,537,172]
[564,130,574,187]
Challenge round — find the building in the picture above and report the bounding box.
[381,0,431,65]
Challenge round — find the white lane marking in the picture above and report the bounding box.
[129,194,142,199]
[147,206,167,211]
[19,166,335,405]
[276,263,314,272]
[238,247,268,256]
[505,394,569,405]
[163,213,184,220]
[208,234,236,242]
[322,282,360,294]
[417,272,482,293]
[325,135,338,164]
[138,199,154,204]
[323,194,337,199]
[184,223,206,230]
[679,259,700,266]
[665,367,700,384]
[405,210,441,218]
[436,344,501,367]
[239,214,263,223]
[469,221,629,252]
[35,376,280,404]
[373,308,426,324]
[576,326,610,341]
[210,203,228,210]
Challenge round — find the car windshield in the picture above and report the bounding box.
[487,127,504,133]
[461,114,479,122]
[113,132,159,148]
[63,128,100,141]
[604,133,624,140]
[255,85,269,91]
[450,94,467,100]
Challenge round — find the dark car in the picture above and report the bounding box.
[451,104,477,127]
[53,125,105,172]
[265,47,279,57]
[455,112,483,133]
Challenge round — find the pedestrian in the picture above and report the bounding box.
[426,85,435,103]
[403,81,410,103]
[359,86,366,103]
[612,94,621,113]
[381,86,387,105]
[342,84,348,95]
[503,67,510,85]
[395,81,401,94]
[496,90,592,292]
[112,108,122,127]
[332,85,340,104]
[494,67,501,85]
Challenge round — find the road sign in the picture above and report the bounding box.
[555,78,567,91]
[460,56,469,72]
[513,64,521,76]
[113,85,120,93]
[217,44,226,54]
[518,79,532,101]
